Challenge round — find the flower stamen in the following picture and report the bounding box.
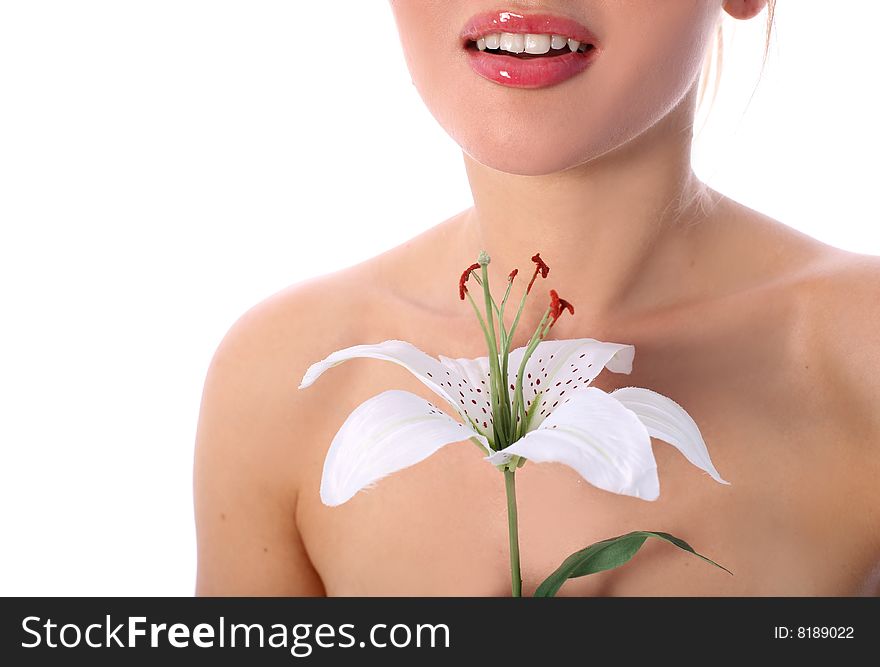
[526,253,550,294]
[459,262,481,300]
[548,289,575,327]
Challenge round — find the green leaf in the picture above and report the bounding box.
[534,530,733,597]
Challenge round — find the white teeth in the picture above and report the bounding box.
[499,32,525,53]
[477,32,587,54]
[524,33,551,54]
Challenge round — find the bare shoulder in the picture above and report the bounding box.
[726,200,880,417]
[193,264,377,595]
[802,250,880,589]
[799,249,880,436]
[718,204,880,426]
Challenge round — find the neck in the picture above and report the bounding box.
[458,90,714,335]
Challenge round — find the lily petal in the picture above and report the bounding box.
[610,386,729,485]
[299,340,469,417]
[438,353,495,432]
[506,338,636,432]
[321,389,489,506]
[486,387,660,500]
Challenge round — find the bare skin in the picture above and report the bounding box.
[193,0,879,597]
[193,191,880,596]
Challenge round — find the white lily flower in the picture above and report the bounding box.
[298,251,731,597]
[300,335,727,506]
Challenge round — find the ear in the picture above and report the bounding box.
[721,0,768,20]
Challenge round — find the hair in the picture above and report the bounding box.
[697,0,777,114]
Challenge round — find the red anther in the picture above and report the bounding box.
[532,253,550,278]
[459,262,481,300]
[527,253,550,294]
[559,298,574,316]
[549,289,575,327]
[508,268,519,282]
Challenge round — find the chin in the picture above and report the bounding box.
[459,130,604,176]
[464,143,610,177]
[450,102,640,176]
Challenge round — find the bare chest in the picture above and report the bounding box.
[295,285,878,596]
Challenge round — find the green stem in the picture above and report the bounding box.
[504,469,522,597]
[464,290,499,449]
[511,308,551,441]
[499,277,515,330]
[497,278,516,439]
[505,286,531,350]
[480,263,508,444]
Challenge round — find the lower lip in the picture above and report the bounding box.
[464,47,597,89]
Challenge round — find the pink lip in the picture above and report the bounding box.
[460,11,600,89]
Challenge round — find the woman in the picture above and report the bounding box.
[193,0,880,596]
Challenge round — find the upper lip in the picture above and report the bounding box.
[460,10,599,47]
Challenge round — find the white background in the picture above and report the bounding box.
[1,1,877,595]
